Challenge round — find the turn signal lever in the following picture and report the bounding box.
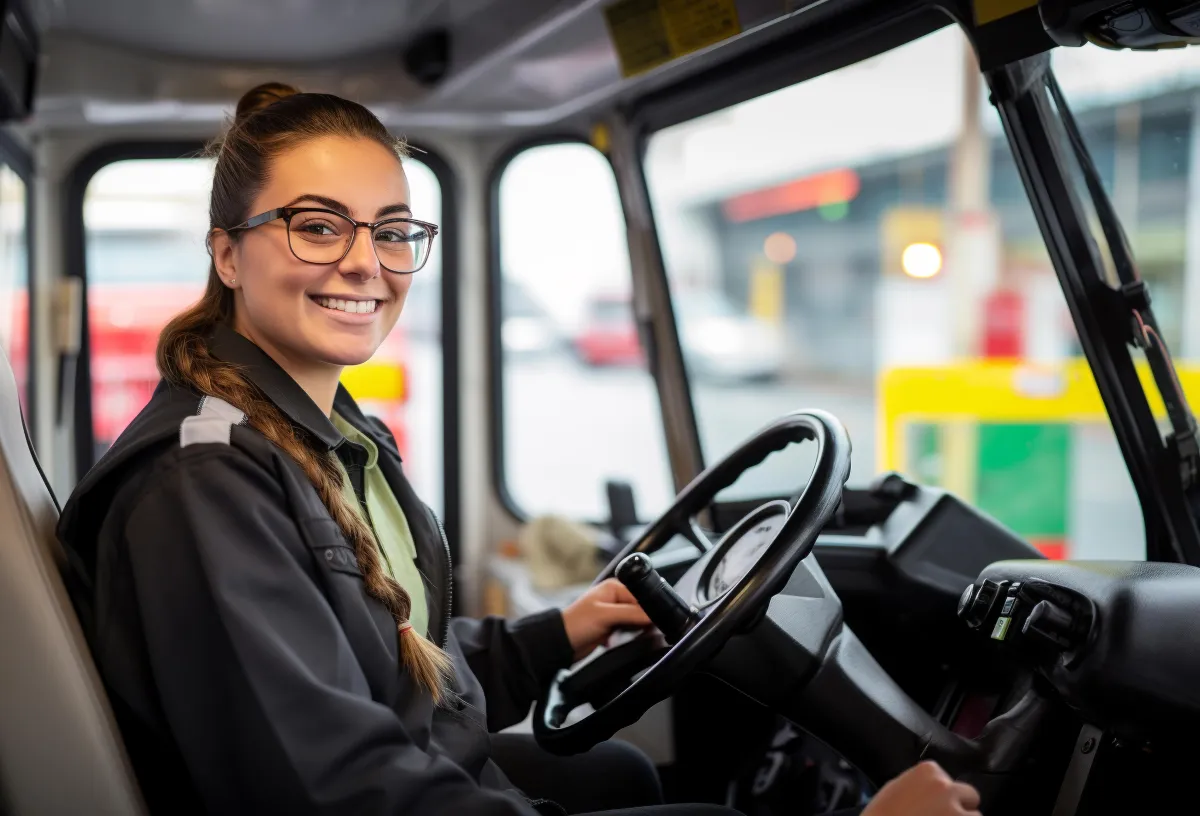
[615,552,698,644]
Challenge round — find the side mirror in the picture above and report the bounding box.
[604,479,640,542]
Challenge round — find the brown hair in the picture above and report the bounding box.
[156,82,452,701]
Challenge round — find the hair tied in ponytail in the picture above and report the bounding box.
[157,80,450,703]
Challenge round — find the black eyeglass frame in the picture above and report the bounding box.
[225,206,440,274]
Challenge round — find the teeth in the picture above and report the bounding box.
[316,297,376,314]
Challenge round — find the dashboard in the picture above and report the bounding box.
[644,473,1200,813]
[666,478,1047,608]
[960,558,1200,746]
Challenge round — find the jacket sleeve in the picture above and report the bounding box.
[122,445,539,816]
[450,610,574,732]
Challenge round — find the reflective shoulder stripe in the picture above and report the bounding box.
[179,395,247,448]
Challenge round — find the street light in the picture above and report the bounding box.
[902,242,943,279]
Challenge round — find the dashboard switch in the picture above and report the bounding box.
[1022,599,1077,650]
[957,584,978,618]
[961,579,1004,630]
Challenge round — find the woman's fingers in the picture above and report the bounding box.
[595,577,639,605]
[595,601,652,627]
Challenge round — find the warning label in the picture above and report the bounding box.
[973,0,1038,26]
[604,0,742,78]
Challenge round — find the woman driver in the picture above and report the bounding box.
[57,83,981,816]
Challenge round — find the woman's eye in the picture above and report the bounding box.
[375,228,411,243]
[300,221,338,235]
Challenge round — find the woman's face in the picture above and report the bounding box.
[212,135,415,374]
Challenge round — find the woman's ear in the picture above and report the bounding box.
[210,229,240,289]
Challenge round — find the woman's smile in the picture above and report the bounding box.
[308,293,385,325]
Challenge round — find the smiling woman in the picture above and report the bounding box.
[81,153,448,511]
[207,144,420,393]
[58,80,666,816]
[155,81,456,692]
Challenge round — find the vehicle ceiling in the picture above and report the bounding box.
[24,0,974,134]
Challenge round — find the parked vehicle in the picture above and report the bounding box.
[574,289,783,383]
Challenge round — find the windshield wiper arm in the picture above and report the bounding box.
[1047,74,1200,490]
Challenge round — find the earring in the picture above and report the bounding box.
[230,277,237,286]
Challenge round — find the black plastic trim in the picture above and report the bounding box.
[0,129,32,178]
[628,125,707,504]
[412,147,464,573]
[625,3,947,134]
[988,61,1189,563]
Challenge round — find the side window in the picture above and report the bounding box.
[644,26,1144,560]
[84,158,212,470]
[82,155,445,512]
[497,143,673,520]
[0,163,29,420]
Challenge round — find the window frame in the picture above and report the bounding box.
[0,128,35,438]
[64,140,463,561]
[485,11,958,527]
[488,134,680,523]
[65,140,204,485]
[987,59,1194,564]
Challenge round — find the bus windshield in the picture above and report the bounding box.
[643,27,1151,562]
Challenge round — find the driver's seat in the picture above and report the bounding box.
[0,347,146,814]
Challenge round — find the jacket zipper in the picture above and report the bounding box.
[427,504,453,648]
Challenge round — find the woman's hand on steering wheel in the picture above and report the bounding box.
[561,579,652,661]
[861,761,982,816]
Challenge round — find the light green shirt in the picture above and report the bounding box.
[330,412,430,639]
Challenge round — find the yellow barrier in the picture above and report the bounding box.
[877,358,1200,475]
[340,362,406,403]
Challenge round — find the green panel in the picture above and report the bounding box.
[976,423,1070,537]
[909,423,941,486]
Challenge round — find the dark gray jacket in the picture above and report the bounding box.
[57,325,573,815]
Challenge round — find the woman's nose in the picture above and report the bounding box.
[340,226,382,279]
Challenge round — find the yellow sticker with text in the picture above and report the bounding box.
[604,0,741,78]
[974,0,1038,26]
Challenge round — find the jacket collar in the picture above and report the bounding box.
[207,324,347,451]
[205,326,445,636]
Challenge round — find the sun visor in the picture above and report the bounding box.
[946,0,1057,71]
[0,0,36,122]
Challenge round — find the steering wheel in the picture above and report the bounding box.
[533,409,851,755]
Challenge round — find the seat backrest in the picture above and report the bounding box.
[0,348,146,815]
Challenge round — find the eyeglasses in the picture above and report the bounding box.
[226,207,438,274]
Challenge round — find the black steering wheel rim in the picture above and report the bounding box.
[533,409,852,755]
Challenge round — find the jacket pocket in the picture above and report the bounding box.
[297,517,362,578]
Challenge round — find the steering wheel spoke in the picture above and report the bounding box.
[680,517,716,553]
[552,632,668,723]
